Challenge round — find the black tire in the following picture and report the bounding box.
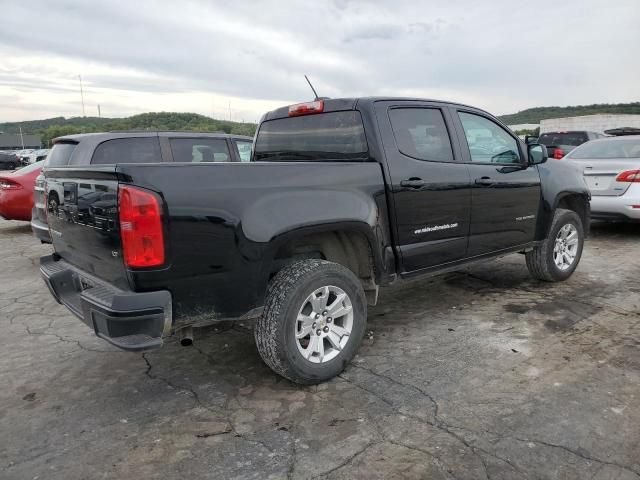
[254,259,367,384]
[526,208,584,282]
[7,162,16,170]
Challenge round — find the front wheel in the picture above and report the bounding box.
[526,208,584,282]
[254,259,367,384]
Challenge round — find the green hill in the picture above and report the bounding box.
[498,102,640,125]
[0,112,257,147]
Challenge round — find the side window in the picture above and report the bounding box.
[389,108,454,162]
[169,138,231,163]
[91,138,161,165]
[234,140,252,162]
[458,112,521,164]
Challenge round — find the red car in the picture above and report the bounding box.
[0,161,44,221]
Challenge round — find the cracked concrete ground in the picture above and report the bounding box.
[0,218,639,480]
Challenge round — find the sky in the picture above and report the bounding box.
[1,0,639,123]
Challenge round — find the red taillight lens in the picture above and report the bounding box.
[288,100,324,117]
[553,148,565,159]
[0,178,22,190]
[616,170,640,183]
[118,185,165,268]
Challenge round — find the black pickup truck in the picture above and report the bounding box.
[40,98,590,384]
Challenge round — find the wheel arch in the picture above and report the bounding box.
[537,191,590,240]
[554,192,590,236]
[260,222,392,305]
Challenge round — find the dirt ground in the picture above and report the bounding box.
[0,218,638,480]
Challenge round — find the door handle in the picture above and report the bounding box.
[475,177,494,186]
[400,178,426,188]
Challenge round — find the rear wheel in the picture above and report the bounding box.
[255,259,367,384]
[526,208,584,282]
[6,162,16,170]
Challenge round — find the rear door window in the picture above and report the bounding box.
[48,143,78,167]
[91,138,161,164]
[388,108,454,162]
[169,138,231,163]
[254,111,368,161]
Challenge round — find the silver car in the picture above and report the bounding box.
[565,136,640,222]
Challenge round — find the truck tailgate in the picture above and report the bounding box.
[45,167,129,290]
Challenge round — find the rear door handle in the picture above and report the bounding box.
[400,178,426,188]
[475,177,494,186]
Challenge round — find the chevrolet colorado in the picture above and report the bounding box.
[39,99,590,384]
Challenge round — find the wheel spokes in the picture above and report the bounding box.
[296,314,314,339]
[310,286,330,313]
[330,324,350,338]
[327,294,352,318]
[327,331,342,351]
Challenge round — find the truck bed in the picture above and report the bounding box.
[45,161,390,327]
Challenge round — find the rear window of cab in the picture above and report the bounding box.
[254,111,368,161]
[48,143,78,167]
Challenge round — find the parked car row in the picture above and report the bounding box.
[0,149,50,170]
[0,151,22,170]
[23,149,50,164]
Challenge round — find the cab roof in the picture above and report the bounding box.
[261,96,489,122]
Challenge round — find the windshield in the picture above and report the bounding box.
[254,111,368,161]
[568,138,640,159]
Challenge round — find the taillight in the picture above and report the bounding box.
[288,100,324,117]
[118,185,165,268]
[0,178,22,190]
[553,148,565,160]
[616,170,640,183]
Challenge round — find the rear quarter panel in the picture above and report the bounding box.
[117,162,391,321]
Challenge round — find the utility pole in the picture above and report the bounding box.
[97,104,101,118]
[228,101,231,121]
[19,125,25,149]
[78,75,86,117]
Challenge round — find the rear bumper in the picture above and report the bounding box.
[40,254,172,351]
[30,215,51,243]
[590,185,640,221]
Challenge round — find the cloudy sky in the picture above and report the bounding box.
[1,0,638,123]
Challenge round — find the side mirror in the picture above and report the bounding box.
[528,143,548,165]
[525,135,538,145]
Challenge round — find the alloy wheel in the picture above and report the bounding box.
[553,223,579,271]
[295,285,353,363]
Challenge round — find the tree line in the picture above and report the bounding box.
[498,102,640,125]
[0,112,257,147]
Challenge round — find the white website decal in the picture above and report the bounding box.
[414,223,459,235]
